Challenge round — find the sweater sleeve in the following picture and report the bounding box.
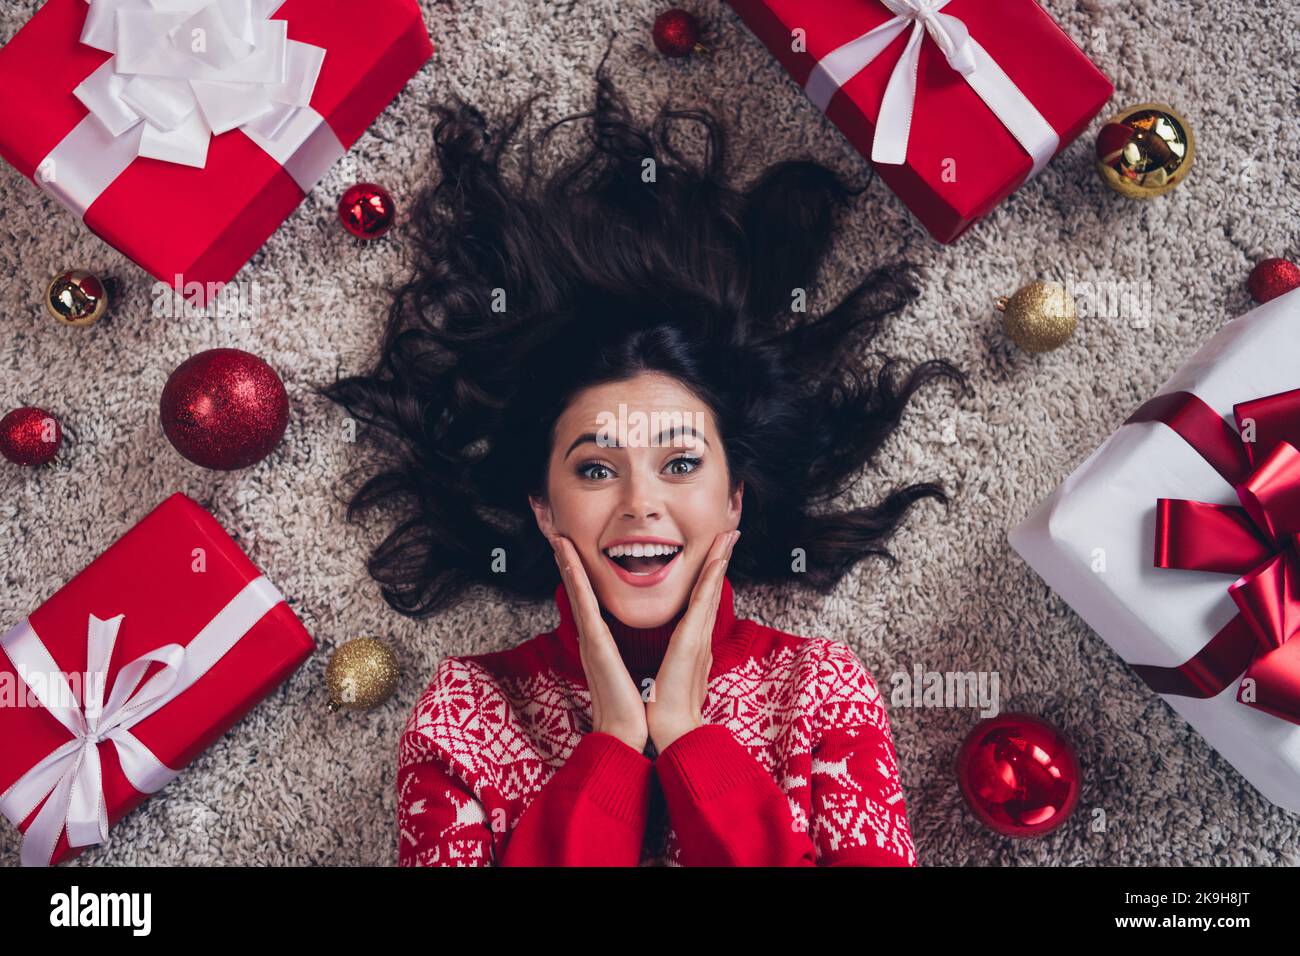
[396,657,654,867]
[805,642,916,866]
[655,722,817,866]
[397,753,495,866]
[396,658,496,867]
[497,732,654,866]
[653,641,918,867]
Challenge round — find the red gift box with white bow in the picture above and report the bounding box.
[0,494,315,866]
[725,0,1113,243]
[0,0,433,297]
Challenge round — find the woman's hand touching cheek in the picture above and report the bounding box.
[646,530,739,753]
[550,534,650,753]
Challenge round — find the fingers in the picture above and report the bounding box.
[687,531,733,603]
[705,531,737,611]
[549,534,595,621]
[680,530,739,633]
[547,533,615,653]
[707,530,739,620]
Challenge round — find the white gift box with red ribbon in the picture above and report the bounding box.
[1011,289,1300,812]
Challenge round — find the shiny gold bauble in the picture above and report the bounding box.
[997,281,1077,353]
[325,637,400,712]
[45,270,109,327]
[1095,103,1194,198]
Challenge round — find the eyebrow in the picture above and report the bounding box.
[564,426,711,460]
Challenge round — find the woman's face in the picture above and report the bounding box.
[529,371,743,629]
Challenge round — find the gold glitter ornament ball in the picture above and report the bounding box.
[1095,103,1194,198]
[45,270,109,327]
[997,281,1077,353]
[326,638,400,712]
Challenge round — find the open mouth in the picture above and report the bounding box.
[602,542,682,577]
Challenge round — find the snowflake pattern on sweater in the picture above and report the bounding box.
[396,580,916,867]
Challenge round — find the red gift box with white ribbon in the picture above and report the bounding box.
[0,0,433,297]
[725,0,1113,243]
[0,494,315,866]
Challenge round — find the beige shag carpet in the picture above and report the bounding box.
[2,0,1299,866]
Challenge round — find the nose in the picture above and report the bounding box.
[619,469,662,521]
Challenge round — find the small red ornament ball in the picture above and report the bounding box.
[1247,258,1300,304]
[160,348,289,471]
[653,9,706,57]
[956,712,1081,838]
[0,406,62,467]
[338,182,396,239]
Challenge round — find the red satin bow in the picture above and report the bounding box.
[1125,387,1300,725]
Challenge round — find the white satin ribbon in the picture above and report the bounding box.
[36,0,344,218]
[804,0,1059,177]
[0,575,283,867]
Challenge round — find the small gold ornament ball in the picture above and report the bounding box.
[997,281,1077,353]
[45,270,109,327]
[326,637,400,712]
[1095,102,1194,198]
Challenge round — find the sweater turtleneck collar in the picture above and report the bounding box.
[552,576,752,681]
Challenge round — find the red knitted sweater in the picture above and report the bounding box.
[396,577,917,866]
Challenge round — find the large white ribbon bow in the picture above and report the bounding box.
[0,576,282,866]
[804,0,1058,177]
[38,0,343,217]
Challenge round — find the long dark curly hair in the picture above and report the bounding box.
[319,60,964,619]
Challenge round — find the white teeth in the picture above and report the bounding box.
[603,543,682,559]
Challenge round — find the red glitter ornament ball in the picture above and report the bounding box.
[338,182,396,239]
[160,348,289,470]
[653,9,706,58]
[1247,258,1300,304]
[956,712,1081,838]
[0,406,62,467]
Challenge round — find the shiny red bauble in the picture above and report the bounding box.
[338,182,396,239]
[1247,258,1300,304]
[160,348,289,470]
[0,406,62,467]
[652,9,706,58]
[956,712,1081,838]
